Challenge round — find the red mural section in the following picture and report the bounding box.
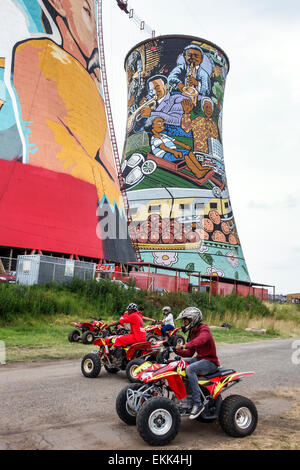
[0,159,103,258]
[0,1,135,262]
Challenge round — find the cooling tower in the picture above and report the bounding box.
[122,35,250,282]
[0,0,135,262]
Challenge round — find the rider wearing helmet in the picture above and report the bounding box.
[175,307,220,419]
[106,303,147,365]
[161,306,175,339]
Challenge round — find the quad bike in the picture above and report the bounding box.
[146,323,185,347]
[68,318,126,344]
[81,334,166,382]
[116,346,258,446]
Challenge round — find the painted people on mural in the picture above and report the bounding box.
[125,39,226,188]
[167,44,213,98]
[123,37,249,281]
[11,0,120,206]
[127,50,145,114]
[147,116,210,179]
[137,75,186,127]
[181,97,221,154]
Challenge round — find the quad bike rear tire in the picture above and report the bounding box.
[219,394,258,437]
[146,334,159,343]
[81,331,95,345]
[137,397,180,446]
[81,353,101,378]
[116,383,144,425]
[126,358,145,383]
[170,335,185,347]
[68,330,81,342]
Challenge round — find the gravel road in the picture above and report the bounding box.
[0,338,299,450]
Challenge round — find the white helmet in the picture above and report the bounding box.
[176,307,202,331]
[127,303,138,312]
[162,306,171,315]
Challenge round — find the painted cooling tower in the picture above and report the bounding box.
[0,0,135,262]
[122,35,250,282]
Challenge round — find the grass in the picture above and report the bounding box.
[0,279,299,363]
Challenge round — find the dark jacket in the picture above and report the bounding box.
[177,323,220,366]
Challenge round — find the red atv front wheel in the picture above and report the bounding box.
[137,397,180,446]
[126,358,144,383]
[81,331,95,345]
[81,353,101,378]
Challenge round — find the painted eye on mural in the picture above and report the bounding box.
[83,2,92,17]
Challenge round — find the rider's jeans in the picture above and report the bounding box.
[161,324,174,336]
[185,358,219,406]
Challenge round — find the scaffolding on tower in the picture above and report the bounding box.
[96,0,143,262]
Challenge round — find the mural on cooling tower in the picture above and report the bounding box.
[0,0,135,261]
[122,36,250,281]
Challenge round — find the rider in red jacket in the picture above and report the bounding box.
[107,303,146,365]
[176,307,220,419]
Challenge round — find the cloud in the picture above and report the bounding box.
[247,194,300,210]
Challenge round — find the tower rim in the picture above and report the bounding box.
[124,34,230,72]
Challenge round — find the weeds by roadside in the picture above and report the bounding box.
[0,278,299,362]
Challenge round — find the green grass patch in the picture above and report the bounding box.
[0,279,298,363]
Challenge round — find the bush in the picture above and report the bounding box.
[0,279,273,326]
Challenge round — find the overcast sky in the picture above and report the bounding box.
[102,0,300,295]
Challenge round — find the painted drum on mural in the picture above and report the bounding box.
[122,35,250,282]
[0,0,135,261]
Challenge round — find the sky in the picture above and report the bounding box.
[102,0,300,295]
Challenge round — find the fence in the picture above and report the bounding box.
[1,255,275,300]
[0,256,17,274]
[0,255,96,285]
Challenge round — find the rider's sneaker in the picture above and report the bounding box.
[189,405,205,420]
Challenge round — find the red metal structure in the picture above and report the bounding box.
[97,0,142,262]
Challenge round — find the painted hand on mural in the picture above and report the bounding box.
[181,98,194,115]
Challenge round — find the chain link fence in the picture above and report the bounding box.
[0,255,96,285]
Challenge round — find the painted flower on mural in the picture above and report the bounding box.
[206,266,224,277]
[198,245,208,253]
[153,252,178,267]
[226,252,239,268]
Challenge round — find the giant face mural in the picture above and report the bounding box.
[0,0,135,262]
[122,35,250,281]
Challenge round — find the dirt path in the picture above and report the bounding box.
[0,338,299,450]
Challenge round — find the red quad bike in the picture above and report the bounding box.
[116,346,258,446]
[146,323,186,347]
[68,318,125,345]
[81,334,166,382]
